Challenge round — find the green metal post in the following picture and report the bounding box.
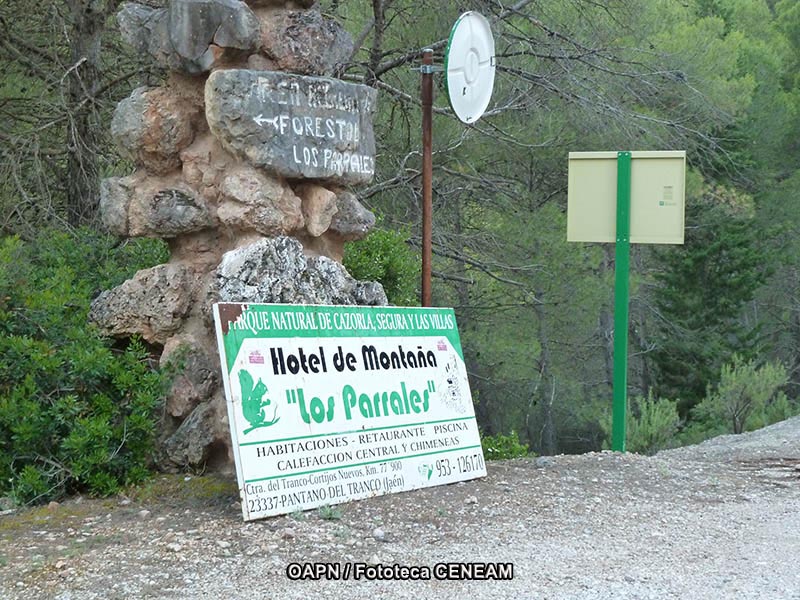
[612,151,632,452]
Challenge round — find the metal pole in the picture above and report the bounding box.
[612,151,632,452]
[421,49,434,307]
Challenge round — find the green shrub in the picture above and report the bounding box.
[600,392,682,454]
[0,229,168,504]
[675,417,729,447]
[756,392,798,428]
[692,356,791,434]
[481,430,529,460]
[317,504,343,520]
[627,393,681,454]
[343,225,419,306]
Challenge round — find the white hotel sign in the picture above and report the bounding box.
[213,303,486,521]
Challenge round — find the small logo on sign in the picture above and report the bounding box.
[437,339,448,351]
[249,351,265,364]
[418,464,434,480]
[239,369,279,434]
[439,353,468,414]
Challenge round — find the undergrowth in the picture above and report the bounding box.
[0,229,168,504]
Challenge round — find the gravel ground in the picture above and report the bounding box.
[1,416,799,599]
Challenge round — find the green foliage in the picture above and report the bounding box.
[127,474,238,508]
[0,229,168,503]
[4,0,800,462]
[317,504,344,521]
[692,356,791,435]
[601,393,682,455]
[480,430,530,461]
[652,185,773,414]
[343,225,419,306]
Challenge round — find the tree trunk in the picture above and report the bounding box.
[787,269,800,394]
[598,245,615,395]
[629,294,653,397]
[65,0,113,225]
[450,193,488,431]
[529,293,557,455]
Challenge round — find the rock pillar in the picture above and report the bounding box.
[90,0,386,470]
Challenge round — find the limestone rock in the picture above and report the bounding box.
[99,177,132,236]
[214,236,307,303]
[89,264,193,344]
[214,236,387,305]
[304,255,387,306]
[161,336,219,418]
[117,3,171,63]
[112,87,198,174]
[167,73,208,113]
[117,2,159,42]
[218,166,304,235]
[246,1,316,7]
[328,189,375,240]
[298,231,346,262]
[246,53,277,70]
[143,186,213,237]
[161,400,219,467]
[117,0,260,75]
[180,133,235,202]
[100,173,213,238]
[354,280,387,305]
[169,0,261,71]
[107,0,386,475]
[167,231,228,273]
[296,183,337,237]
[297,189,374,260]
[259,9,354,76]
[205,69,377,184]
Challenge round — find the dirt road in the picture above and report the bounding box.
[2,417,799,599]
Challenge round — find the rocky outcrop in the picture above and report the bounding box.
[160,399,222,467]
[118,0,261,74]
[118,0,351,76]
[90,264,194,344]
[297,184,338,237]
[213,236,388,306]
[217,166,304,236]
[111,86,200,174]
[160,335,219,419]
[93,0,384,471]
[100,173,214,238]
[259,9,354,76]
[179,133,235,203]
[205,70,377,184]
[329,189,376,240]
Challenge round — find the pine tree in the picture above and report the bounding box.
[651,185,772,415]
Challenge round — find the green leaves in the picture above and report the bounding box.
[694,356,790,434]
[0,228,166,503]
[480,430,530,461]
[343,225,419,306]
[601,393,682,455]
[652,185,773,412]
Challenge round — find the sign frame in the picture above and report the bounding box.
[567,150,686,245]
[213,303,487,521]
[566,150,687,451]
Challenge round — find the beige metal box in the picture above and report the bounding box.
[567,151,686,244]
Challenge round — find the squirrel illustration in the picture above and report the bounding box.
[239,369,279,433]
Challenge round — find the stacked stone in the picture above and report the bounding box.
[90,0,387,470]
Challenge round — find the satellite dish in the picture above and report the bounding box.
[444,11,496,124]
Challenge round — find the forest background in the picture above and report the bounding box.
[2,0,800,501]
